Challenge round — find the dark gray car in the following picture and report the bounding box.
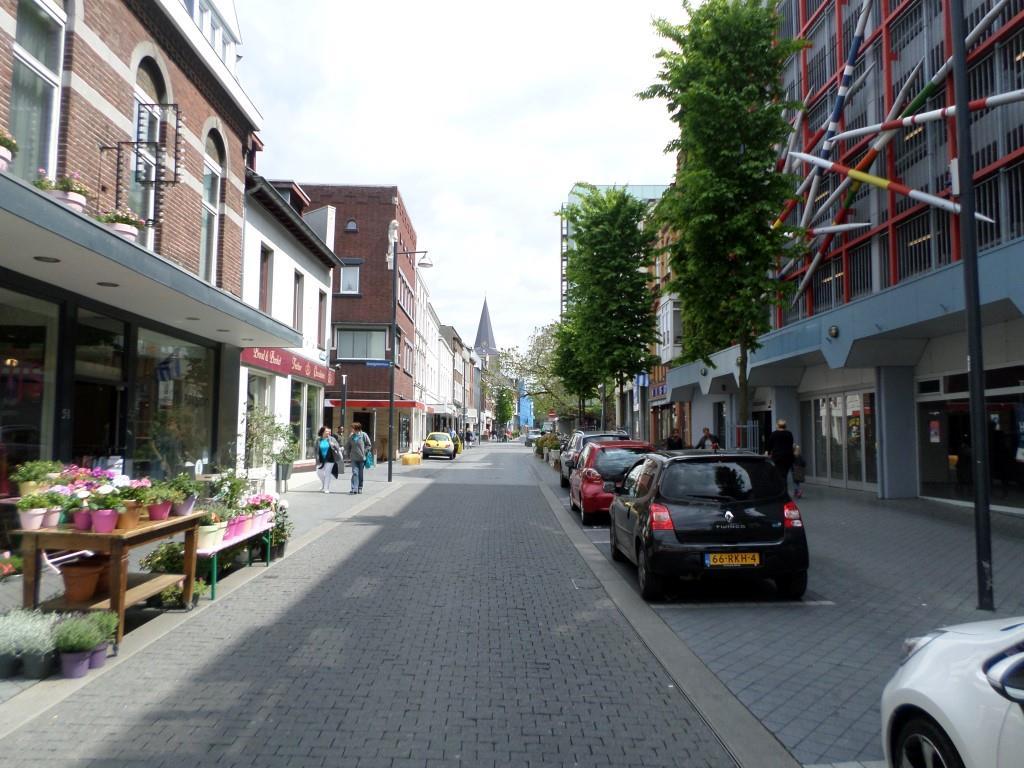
[559,430,628,487]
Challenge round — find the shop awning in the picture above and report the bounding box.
[0,173,301,349]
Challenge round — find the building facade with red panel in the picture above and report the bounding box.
[666,0,1024,510]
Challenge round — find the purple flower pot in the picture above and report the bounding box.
[147,501,172,521]
[171,495,197,516]
[91,508,118,533]
[88,643,109,669]
[73,509,93,531]
[60,650,92,679]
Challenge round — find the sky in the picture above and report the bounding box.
[236,0,684,353]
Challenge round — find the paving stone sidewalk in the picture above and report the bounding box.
[0,450,737,767]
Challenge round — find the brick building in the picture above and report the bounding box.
[0,0,297,491]
[303,184,428,458]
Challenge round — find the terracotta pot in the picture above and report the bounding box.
[60,560,103,603]
[47,189,87,213]
[106,221,138,240]
[0,145,11,173]
[42,507,62,527]
[17,508,47,530]
[91,508,118,533]
[117,503,141,530]
[146,501,172,521]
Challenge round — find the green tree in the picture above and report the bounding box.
[552,315,600,423]
[641,0,805,427]
[560,185,659,406]
[494,387,515,431]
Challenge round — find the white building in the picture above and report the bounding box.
[413,275,441,449]
[436,327,455,430]
[238,172,340,475]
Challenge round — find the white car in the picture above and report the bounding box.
[881,616,1024,768]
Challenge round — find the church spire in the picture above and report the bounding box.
[473,298,499,356]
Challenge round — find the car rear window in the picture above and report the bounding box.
[427,433,449,441]
[594,448,650,479]
[659,458,785,502]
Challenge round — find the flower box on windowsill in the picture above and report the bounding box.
[107,222,139,241]
[47,189,87,214]
[0,146,11,173]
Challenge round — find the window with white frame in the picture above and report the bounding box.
[9,0,66,182]
[339,265,360,294]
[199,131,224,284]
[336,328,387,360]
[128,58,164,250]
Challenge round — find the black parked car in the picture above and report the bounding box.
[607,450,809,601]
[559,430,629,488]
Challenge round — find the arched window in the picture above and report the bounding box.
[344,218,358,233]
[129,57,166,249]
[199,131,225,284]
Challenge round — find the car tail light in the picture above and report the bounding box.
[582,468,602,483]
[650,503,674,531]
[783,501,803,528]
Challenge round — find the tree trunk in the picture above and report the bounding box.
[737,341,750,448]
[618,377,625,434]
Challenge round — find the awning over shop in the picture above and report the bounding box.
[242,347,336,386]
[1,173,301,349]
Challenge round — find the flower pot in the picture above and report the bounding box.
[60,560,103,603]
[88,642,109,669]
[107,221,138,240]
[91,508,118,533]
[146,501,172,521]
[17,480,41,497]
[20,651,55,679]
[17,508,47,530]
[239,514,254,537]
[275,462,293,481]
[42,507,62,527]
[47,189,87,213]
[72,509,93,531]
[0,652,21,678]
[0,145,11,173]
[117,502,141,530]
[60,650,92,679]
[171,495,196,516]
[269,542,287,560]
[197,521,227,549]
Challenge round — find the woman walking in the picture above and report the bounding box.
[345,422,372,495]
[315,426,342,494]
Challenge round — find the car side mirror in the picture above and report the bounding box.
[986,652,1024,703]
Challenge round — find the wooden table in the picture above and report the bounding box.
[17,511,204,649]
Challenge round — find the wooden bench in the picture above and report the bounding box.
[197,519,274,600]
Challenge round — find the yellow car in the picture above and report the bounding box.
[422,432,456,460]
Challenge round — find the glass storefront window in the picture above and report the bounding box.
[0,288,58,495]
[132,328,214,479]
[846,393,862,483]
[288,379,322,460]
[75,309,124,381]
[863,393,877,483]
[305,383,319,460]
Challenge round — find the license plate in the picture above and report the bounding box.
[704,552,760,567]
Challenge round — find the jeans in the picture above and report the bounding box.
[317,462,334,492]
[350,461,364,492]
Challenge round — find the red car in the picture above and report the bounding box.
[569,440,654,525]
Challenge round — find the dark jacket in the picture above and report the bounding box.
[316,435,342,477]
[766,429,795,461]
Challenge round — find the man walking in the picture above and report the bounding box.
[766,418,796,488]
[696,427,720,449]
[666,430,684,450]
[345,421,371,495]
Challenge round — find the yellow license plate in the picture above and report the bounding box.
[705,552,760,567]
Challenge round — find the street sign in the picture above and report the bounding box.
[365,360,392,368]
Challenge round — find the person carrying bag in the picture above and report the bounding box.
[315,425,342,494]
[345,422,372,494]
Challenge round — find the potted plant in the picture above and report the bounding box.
[33,169,89,213]
[0,127,16,173]
[273,435,299,482]
[85,611,118,669]
[169,473,202,516]
[269,499,293,559]
[96,206,145,240]
[196,504,229,549]
[53,616,103,679]
[142,481,183,521]
[60,556,105,603]
[11,459,63,497]
[0,610,27,678]
[0,551,23,582]
[15,493,51,530]
[18,610,58,679]
[115,478,151,530]
[86,483,123,533]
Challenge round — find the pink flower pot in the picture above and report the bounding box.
[224,517,240,540]
[88,643,109,669]
[0,146,11,173]
[73,509,93,531]
[47,189,87,213]
[107,221,138,240]
[91,509,118,533]
[17,508,47,530]
[42,507,62,527]
[147,501,172,521]
[60,651,92,679]
[239,514,254,536]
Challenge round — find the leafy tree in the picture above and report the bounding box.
[502,323,578,419]
[494,387,515,431]
[641,0,805,428]
[552,315,600,422]
[560,185,659,405]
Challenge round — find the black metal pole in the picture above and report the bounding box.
[388,238,397,483]
[950,0,993,610]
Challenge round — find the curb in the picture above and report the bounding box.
[529,458,801,768]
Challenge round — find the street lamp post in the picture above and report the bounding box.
[387,220,432,483]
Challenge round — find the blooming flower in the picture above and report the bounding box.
[112,474,131,488]
[95,484,114,495]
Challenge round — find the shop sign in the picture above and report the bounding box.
[242,347,336,386]
[650,383,668,401]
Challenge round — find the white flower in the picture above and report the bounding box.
[95,484,114,495]
[112,474,131,488]
[74,489,91,499]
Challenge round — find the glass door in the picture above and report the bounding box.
[846,393,863,486]
[829,395,845,485]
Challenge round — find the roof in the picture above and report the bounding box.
[245,169,341,271]
[592,440,655,450]
[473,298,499,355]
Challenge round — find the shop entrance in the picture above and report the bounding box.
[72,380,126,471]
[801,391,877,490]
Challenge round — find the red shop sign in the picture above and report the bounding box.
[241,347,336,386]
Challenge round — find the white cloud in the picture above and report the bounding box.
[237,0,682,351]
